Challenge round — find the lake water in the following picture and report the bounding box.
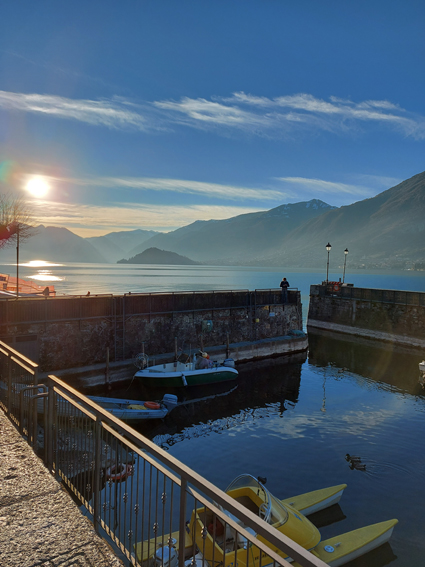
[117,331,425,567]
[2,260,425,565]
[2,260,425,327]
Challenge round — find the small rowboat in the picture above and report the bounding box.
[87,393,178,421]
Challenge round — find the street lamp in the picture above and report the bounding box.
[326,243,331,283]
[342,248,349,284]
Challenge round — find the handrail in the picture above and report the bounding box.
[47,373,327,567]
[1,345,326,567]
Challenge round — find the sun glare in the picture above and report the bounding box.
[25,175,50,198]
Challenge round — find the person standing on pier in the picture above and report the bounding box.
[280,277,289,303]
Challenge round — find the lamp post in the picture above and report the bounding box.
[342,248,349,284]
[326,242,331,283]
[16,224,20,299]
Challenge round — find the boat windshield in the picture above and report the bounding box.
[225,474,289,527]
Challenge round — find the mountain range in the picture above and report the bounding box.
[0,171,424,269]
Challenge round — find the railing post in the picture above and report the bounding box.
[178,476,188,567]
[7,351,12,416]
[47,384,55,471]
[123,294,126,360]
[93,418,102,534]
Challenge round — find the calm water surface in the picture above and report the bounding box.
[100,330,425,567]
[2,261,425,326]
[2,261,425,565]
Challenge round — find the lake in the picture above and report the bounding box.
[103,327,424,567]
[2,261,425,565]
[1,260,425,327]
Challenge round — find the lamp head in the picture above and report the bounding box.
[326,243,332,252]
[344,248,349,255]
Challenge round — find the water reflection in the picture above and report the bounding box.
[110,352,306,447]
[83,339,425,565]
[21,260,63,267]
[308,328,424,397]
[30,270,63,282]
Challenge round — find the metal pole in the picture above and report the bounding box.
[326,250,330,283]
[93,419,102,534]
[16,225,19,299]
[343,248,349,284]
[178,477,188,567]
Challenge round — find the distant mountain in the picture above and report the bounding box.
[262,171,425,269]
[118,247,200,265]
[87,229,158,263]
[127,199,335,263]
[1,173,423,270]
[0,225,107,263]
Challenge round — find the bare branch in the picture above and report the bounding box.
[0,193,38,249]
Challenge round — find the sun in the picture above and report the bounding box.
[25,175,50,198]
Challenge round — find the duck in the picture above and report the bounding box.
[350,462,366,471]
[345,453,362,463]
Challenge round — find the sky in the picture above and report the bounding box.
[0,1,424,237]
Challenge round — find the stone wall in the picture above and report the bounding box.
[0,290,303,372]
[307,284,425,348]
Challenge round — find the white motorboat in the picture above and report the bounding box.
[134,351,238,387]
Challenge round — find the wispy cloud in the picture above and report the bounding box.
[351,174,402,189]
[1,89,424,139]
[51,175,284,201]
[0,90,148,130]
[30,199,260,236]
[159,92,425,139]
[275,177,376,199]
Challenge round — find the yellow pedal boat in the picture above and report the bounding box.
[135,475,346,565]
[135,474,397,567]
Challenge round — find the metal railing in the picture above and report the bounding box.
[312,284,425,306]
[0,289,300,326]
[0,340,326,567]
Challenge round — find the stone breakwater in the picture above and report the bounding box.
[0,408,123,567]
[308,284,425,348]
[0,289,303,372]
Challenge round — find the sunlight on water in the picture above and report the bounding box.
[21,260,63,267]
[30,270,63,282]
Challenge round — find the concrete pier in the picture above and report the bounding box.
[0,288,303,372]
[0,408,123,567]
[308,284,425,348]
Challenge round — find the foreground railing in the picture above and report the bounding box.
[0,340,326,567]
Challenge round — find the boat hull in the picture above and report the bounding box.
[281,484,347,516]
[292,519,398,567]
[134,366,238,387]
[87,395,173,421]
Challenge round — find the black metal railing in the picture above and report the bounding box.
[0,340,325,567]
[312,284,425,306]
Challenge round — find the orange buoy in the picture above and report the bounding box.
[144,401,161,410]
[106,463,128,482]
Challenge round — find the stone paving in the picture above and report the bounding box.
[0,408,124,567]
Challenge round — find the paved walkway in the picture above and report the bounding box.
[0,408,124,567]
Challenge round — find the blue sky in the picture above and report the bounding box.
[0,1,424,237]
